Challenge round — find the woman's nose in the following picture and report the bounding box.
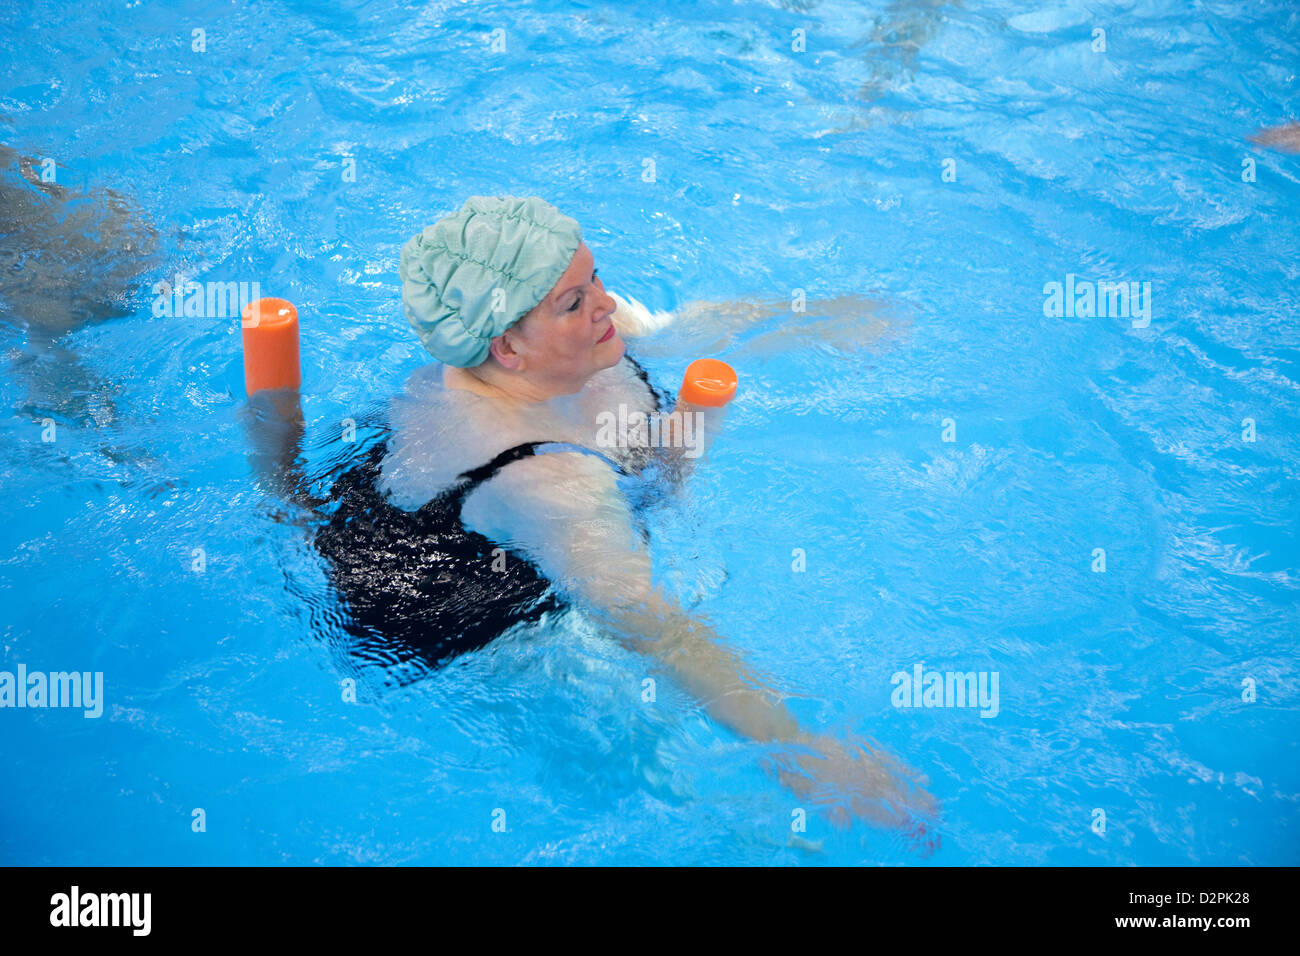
[596,288,616,319]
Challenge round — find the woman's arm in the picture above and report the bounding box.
[463,453,798,738]
[609,291,901,360]
[461,451,939,839]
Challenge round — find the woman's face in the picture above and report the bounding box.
[493,241,624,393]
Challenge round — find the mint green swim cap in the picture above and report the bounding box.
[398,195,582,367]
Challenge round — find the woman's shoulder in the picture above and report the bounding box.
[377,364,543,509]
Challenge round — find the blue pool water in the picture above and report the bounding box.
[2,0,1297,865]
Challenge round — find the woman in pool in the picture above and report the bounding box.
[314,195,937,840]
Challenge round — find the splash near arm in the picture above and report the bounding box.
[609,290,675,338]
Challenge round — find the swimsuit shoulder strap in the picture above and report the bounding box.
[622,352,666,412]
[453,441,551,488]
[417,440,630,517]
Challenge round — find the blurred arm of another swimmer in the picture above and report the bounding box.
[1249,121,1300,153]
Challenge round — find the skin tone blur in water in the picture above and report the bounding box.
[1250,122,1300,153]
[0,143,159,432]
[0,144,157,338]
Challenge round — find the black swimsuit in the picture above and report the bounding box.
[310,355,667,676]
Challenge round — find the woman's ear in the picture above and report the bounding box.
[489,329,524,370]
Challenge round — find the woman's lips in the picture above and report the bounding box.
[597,323,615,343]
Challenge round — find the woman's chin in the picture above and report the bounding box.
[597,333,626,367]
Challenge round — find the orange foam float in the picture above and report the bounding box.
[240,297,301,395]
[679,358,738,407]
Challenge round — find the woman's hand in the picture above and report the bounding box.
[763,730,941,855]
